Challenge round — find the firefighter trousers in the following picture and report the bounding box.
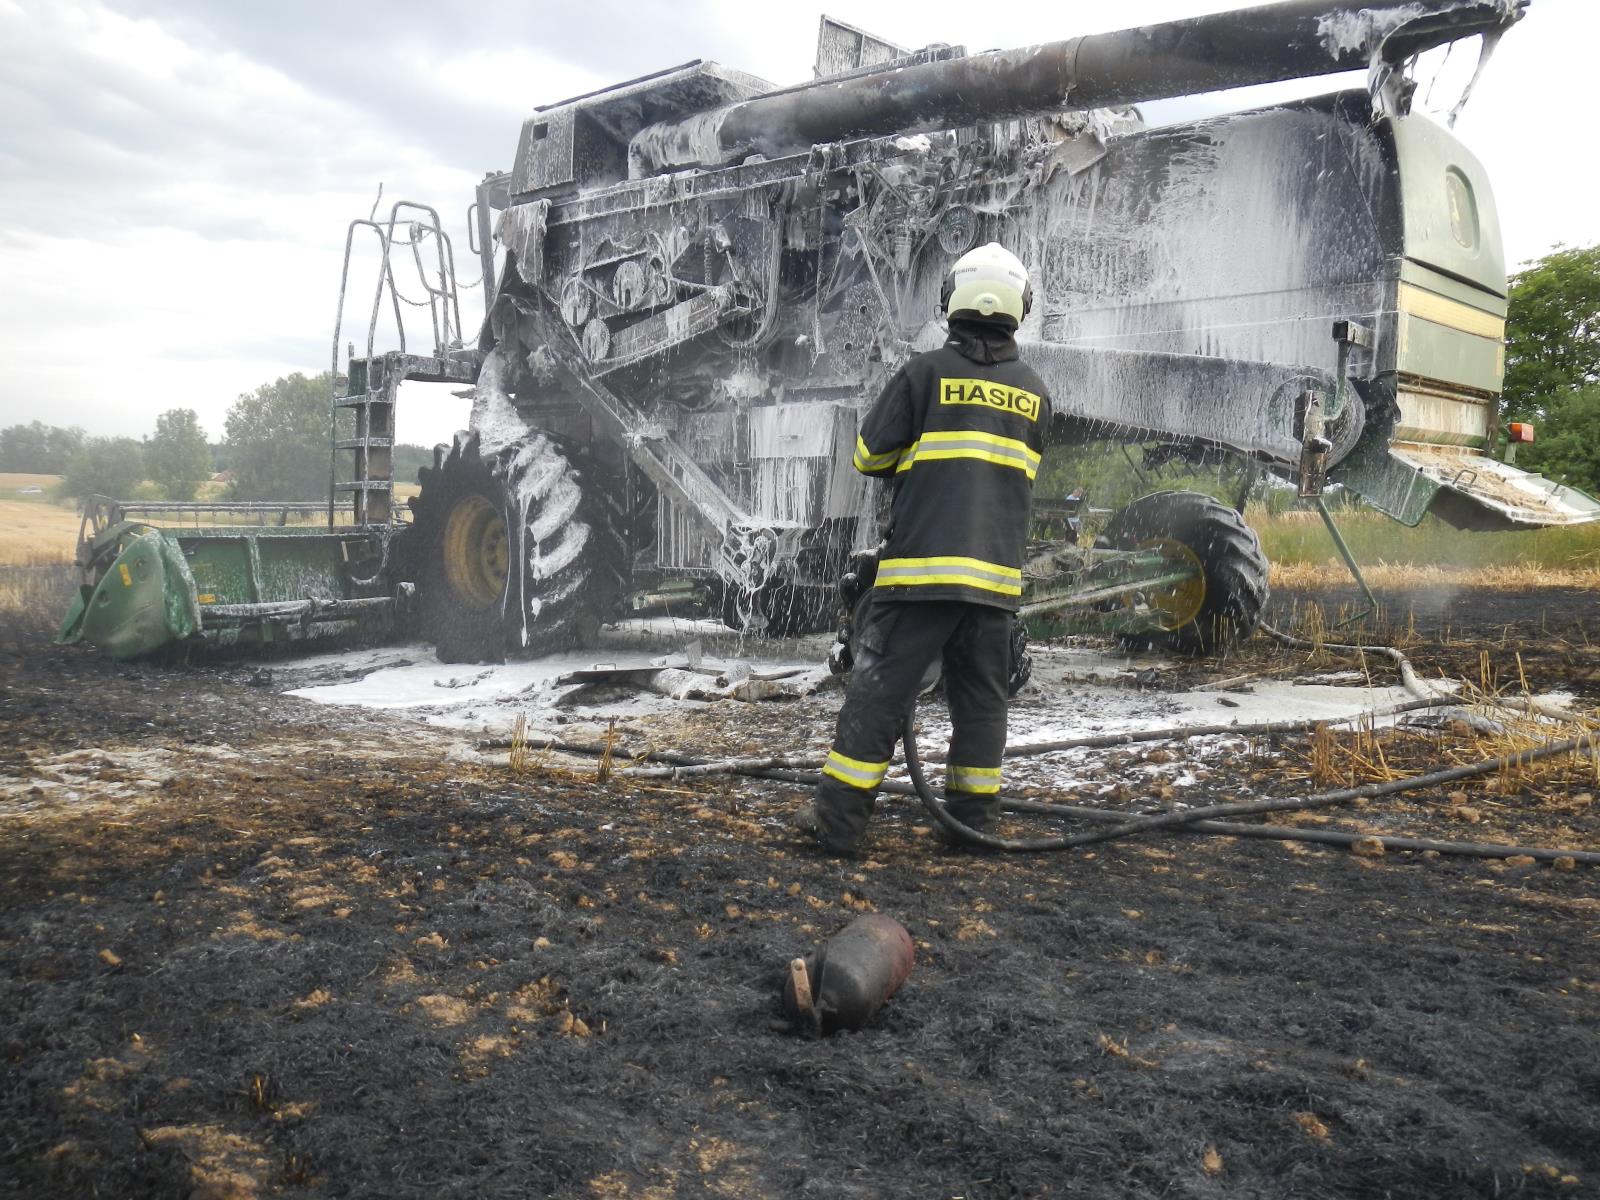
[815,599,1013,851]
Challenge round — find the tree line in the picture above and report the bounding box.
[5,241,1599,502]
[2,373,436,503]
[0,410,211,501]
[1501,243,1600,494]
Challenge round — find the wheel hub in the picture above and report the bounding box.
[442,494,510,609]
[1129,538,1207,631]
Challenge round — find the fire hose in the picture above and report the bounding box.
[894,623,1598,855]
[490,713,1600,864]
[901,706,1600,862]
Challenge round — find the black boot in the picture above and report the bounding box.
[936,794,1000,850]
[792,801,859,856]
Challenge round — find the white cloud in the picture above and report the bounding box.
[0,0,485,444]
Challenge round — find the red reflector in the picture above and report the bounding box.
[1508,422,1535,443]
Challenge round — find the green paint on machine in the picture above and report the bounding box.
[59,516,406,660]
[59,529,201,660]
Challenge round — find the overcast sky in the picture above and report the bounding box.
[1,0,1595,451]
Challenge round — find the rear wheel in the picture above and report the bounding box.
[408,431,623,662]
[1095,489,1268,655]
[718,578,832,638]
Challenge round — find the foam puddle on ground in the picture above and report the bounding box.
[284,621,828,736]
[1009,652,1421,745]
[286,648,670,727]
[285,630,1437,781]
[910,646,1426,798]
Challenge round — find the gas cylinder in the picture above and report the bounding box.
[784,914,914,1036]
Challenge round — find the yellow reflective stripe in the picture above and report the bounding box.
[827,748,891,774]
[822,749,890,790]
[874,573,1022,597]
[853,435,902,472]
[899,447,1039,480]
[948,764,1002,795]
[894,430,1041,479]
[877,555,1021,581]
[907,575,1017,595]
[921,429,1041,464]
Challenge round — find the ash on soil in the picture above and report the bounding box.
[2,586,1597,1199]
[1268,584,1600,701]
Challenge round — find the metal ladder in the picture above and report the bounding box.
[333,357,398,527]
[330,199,480,528]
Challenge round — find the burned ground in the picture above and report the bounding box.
[2,586,1597,1199]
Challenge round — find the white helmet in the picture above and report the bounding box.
[940,242,1032,326]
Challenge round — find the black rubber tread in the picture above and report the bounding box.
[1095,489,1269,656]
[759,583,834,638]
[408,431,624,663]
[1007,615,1033,696]
[562,443,635,603]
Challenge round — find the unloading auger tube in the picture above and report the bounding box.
[630,0,1526,173]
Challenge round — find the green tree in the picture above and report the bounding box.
[391,443,434,487]
[50,425,85,474]
[1521,385,1600,495]
[224,372,333,501]
[145,408,212,500]
[0,422,48,472]
[0,421,85,473]
[62,437,146,499]
[1502,243,1600,424]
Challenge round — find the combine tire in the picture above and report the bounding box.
[408,431,623,663]
[719,579,833,639]
[1095,489,1268,655]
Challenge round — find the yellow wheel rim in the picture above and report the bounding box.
[1128,538,1207,631]
[442,494,510,609]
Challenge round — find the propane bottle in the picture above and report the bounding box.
[784,914,914,1037]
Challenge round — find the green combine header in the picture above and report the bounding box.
[58,498,408,659]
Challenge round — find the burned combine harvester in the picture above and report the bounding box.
[404,0,1588,664]
[61,0,1600,662]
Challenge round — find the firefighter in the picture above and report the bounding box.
[797,243,1052,854]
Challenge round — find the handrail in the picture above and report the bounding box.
[326,196,472,529]
[82,495,371,532]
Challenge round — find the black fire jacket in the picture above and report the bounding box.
[854,320,1052,611]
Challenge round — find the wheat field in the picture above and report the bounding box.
[1252,509,1600,589]
[0,501,80,567]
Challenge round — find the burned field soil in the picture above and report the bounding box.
[3,586,1599,1199]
